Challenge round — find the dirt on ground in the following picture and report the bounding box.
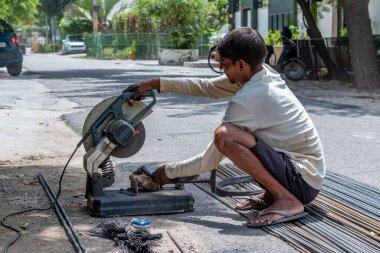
[0,80,184,253]
[0,158,185,253]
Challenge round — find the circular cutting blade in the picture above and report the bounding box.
[82,96,147,158]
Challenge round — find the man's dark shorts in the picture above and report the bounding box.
[250,139,319,204]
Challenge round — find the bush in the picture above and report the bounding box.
[60,17,92,39]
[112,0,228,49]
[113,8,157,33]
[288,25,308,40]
[40,43,62,53]
[265,26,308,46]
[265,29,282,46]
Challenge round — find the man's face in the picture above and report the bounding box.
[219,56,241,83]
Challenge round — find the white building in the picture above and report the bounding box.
[230,0,380,38]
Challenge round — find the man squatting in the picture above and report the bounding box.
[127,27,325,227]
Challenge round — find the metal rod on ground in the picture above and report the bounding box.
[37,174,87,253]
[193,164,380,253]
[166,230,185,253]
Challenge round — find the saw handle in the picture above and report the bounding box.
[120,90,156,125]
[87,90,156,146]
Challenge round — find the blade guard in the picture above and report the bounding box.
[86,90,156,147]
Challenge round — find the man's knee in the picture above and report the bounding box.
[214,123,256,152]
[214,124,232,153]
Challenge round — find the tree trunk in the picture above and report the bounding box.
[296,0,338,79]
[341,0,380,89]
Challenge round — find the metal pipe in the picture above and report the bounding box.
[37,174,87,253]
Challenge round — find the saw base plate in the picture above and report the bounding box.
[87,189,194,217]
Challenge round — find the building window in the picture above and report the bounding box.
[242,9,250,26]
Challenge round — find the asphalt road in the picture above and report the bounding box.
[1,52,380,253]
[20,53,380,188]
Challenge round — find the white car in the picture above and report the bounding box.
[62,35,86,54]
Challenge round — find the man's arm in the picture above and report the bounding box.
[165,141,225,179]
[124,76,238,178]
[160,75,241,98]
[165,102,253,179]
[125,76,241,104]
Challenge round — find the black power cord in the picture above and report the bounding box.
[1,132,89,253]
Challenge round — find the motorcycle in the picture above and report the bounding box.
[265,33,306,81]
[208,28,306,81]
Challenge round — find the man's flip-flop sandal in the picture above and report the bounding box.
[234,197,270,211]
[244,209,308,228]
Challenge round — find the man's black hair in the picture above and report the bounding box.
[217,27,267,70]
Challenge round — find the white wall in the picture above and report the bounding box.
[297,3,335,37]
[369,0,380,34]
[258,7,268,38]
[247,10,251,27]
[317,5,334,37]
[297,6,307,36]
[298,1,380,37]
[235,11,241,28]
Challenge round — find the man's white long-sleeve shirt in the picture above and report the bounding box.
[159,64,325,190]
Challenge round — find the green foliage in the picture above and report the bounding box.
[204,0,229,33]
[339,27,348,37]
[288,25,309,39]
[308,0,331,21]
[265,26,308,46]
[135,0,209,49]
[65,0,132,31]
[112,8,157,33]
[40,43,62,53]
[112,0,227,49]
[125,40,136,53]
[60,17,92,38]
[0,0,39,26]
[265,29,282,46]
[39,0,74,18]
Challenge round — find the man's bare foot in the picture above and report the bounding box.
[246,198,304,226]
[235,192,273,211]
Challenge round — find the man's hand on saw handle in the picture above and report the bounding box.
[125,78,160,105]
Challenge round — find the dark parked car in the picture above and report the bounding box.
[0,19,23,76]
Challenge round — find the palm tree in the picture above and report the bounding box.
[66,0,134,32]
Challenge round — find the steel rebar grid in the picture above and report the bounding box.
[193,164,380,253]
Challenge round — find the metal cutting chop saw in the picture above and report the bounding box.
[82,90,194,217]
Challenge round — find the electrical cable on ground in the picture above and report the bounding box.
[0,133,88,253]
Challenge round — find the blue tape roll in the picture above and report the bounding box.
[131,218,151,228]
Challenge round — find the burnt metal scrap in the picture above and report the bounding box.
[90,218,162,253]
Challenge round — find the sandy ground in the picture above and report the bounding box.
[0,79,183,252]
